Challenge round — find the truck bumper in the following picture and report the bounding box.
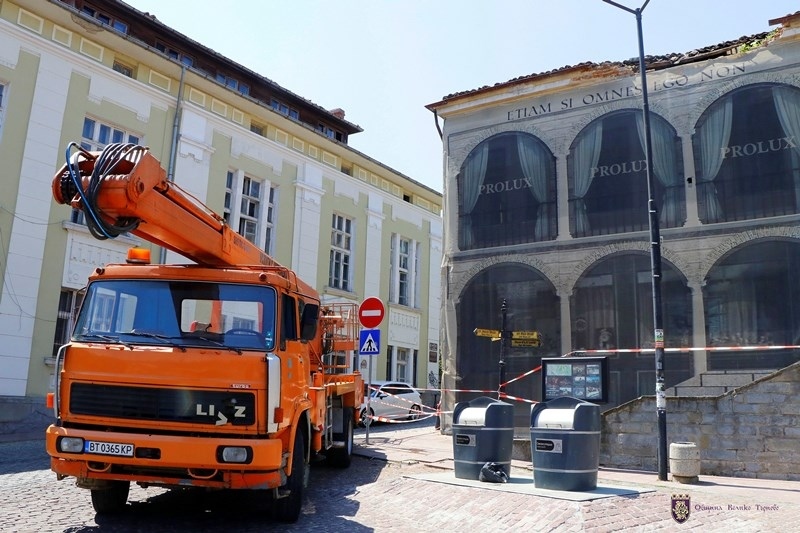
[46,425,285,490]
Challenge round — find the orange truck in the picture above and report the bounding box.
[45,143,363,523]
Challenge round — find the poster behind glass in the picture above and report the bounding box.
[542,357,608,403]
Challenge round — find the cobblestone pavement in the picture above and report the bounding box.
[1,419,799,532]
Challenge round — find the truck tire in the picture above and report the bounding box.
[90,480,130,514]
[327,407,354,468]
[274,429,308,523]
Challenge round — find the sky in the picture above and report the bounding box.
[123,0,799,193]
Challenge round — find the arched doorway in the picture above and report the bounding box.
[571,252,692,406]
[456,263,559,427]
[704,240,800,370]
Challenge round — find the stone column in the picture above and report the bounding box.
[556,154,572,241]
[559,287,572,354]
[688,280,707,375]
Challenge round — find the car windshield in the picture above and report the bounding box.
[72,279,277,351]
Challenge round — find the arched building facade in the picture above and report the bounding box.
[428,12,800,429]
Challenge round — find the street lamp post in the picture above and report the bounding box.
[602,0,668,481]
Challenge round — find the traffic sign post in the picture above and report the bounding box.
[358,297,384,445]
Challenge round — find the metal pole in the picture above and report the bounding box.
[603,0,668,481]
[499,299,508,400]
[366,354,372,444]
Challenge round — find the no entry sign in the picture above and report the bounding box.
[358,297,385,329]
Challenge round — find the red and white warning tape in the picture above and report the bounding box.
[361,343,798,421]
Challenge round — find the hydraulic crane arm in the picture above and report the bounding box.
[52,143,316,297]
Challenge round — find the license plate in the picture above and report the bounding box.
[84,440,134,457]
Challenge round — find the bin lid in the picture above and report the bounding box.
[453,396,514,427]
[530,396,601,431]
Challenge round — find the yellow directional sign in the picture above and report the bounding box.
[512,331,540,340]
[512,339,540,347]
[474,328,501,338]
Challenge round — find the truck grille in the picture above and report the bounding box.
[69,383,255,425]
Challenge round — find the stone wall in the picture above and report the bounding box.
[600,361,800,481]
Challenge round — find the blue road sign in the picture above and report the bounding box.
[359,329,380,356]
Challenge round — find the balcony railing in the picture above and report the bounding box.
[697,178,800,223]
[459,201,556,250]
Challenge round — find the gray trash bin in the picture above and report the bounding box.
[530,396,600,491]
[452,396,514,480]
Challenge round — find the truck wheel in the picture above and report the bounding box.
[274,430,308,523]
[90,480,130,514]
[327,407,354,468]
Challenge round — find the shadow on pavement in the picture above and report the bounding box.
[66,455,386,532]
[0,439,49,475]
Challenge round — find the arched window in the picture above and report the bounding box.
[693,83,800,223]
[568,110,684,237]
[704,240,800,370]
[457,132,556,250]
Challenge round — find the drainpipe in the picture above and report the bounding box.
[159,65,185,265]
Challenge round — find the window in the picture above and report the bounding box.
[458,132,557,249]
[329,214,352,291]
[81,117,140,151]
[225,170,277,252]
[250,122,265,136]
[389,234,419,307]
[694,83,800,223]
[271,99,299,119]
[223,171,233,224]
[74,117,141,224]
[73,279,277,351]
[155,42,193,67]
[239,176,261,244]
[81,6,128,34]
[568,111,684,237]
[217,73,249,96]
[398,239,409,306]
[52,289,84,356]
[112,61,134,78]
[315,123,346,142]
[395,348,409,381]
[264,186,276,255]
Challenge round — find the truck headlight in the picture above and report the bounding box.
[218,446,251,464]
[59,437,84,453]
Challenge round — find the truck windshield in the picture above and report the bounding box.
[72,280,277,351]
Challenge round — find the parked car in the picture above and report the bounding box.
[360,381,422,426]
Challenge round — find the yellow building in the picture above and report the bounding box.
[0,0,442,419]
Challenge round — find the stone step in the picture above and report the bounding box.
[700,371,772,387]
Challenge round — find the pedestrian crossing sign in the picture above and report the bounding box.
[359,329,380,355]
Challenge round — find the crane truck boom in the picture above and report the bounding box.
[46,143,363,523]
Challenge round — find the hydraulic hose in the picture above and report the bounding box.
[64,142,146,240]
